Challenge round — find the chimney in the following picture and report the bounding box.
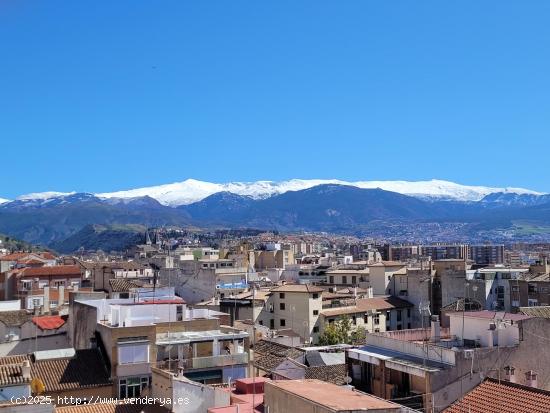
[526,371,538,388]
[486,329,494,348]
[58,285,65,307]
[504,366,516,383]
[21,360,31,380]
[43,286,50,314]
[430,315,440,342]
[367,287,374,299]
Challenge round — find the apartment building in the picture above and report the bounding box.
[368,262,408,295]
[2,265,84,309]
[252,247,294,270]
[70,294,249,397]
[319,296,413,335]
[347,311,550,412]
[325,267,369,287]
[79,261,154,293]
[258,284,323,344]
[162,259,248,304]
[469,245,505,266]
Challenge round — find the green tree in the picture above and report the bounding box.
[318,322,342,345]
[350,326,367,345]
[318,316,354,345]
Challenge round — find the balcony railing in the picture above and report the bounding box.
[191,353,248,369]
[156,353,248,373]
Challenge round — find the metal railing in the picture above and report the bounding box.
[156,352,249,373]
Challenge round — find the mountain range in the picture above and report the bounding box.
[1,179,550,252]
[2,178,545,206]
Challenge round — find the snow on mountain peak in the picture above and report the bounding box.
[1,179,544,207]
[96,178,544,206]
[16,191,76,201]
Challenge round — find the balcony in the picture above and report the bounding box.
[156,352,248,372]
[191,352,248,369]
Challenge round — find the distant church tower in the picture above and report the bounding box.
[145,230,152,245]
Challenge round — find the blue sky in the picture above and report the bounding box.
[1,1,549,198]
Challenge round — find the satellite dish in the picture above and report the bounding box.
[344,376,352,385]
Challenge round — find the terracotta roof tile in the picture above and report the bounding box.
[56,403,170,413]
[32,349,111,392]
[32,315,66,330]
[0,310,32,327]
[304,364,347,385]
[443,379,550,413]
[252,340,305,373]
[0,363,30,386]
[18,265,81,278]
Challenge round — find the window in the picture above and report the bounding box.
[352,315,356,325]
[312,293,319,299]
[397,310,402,322]
[279,293,285,299]
[342,276,347,284]
[119,376,149,399]
[280,319,286,327]
[373,314,380,325]
[352,276,357,284]
[313,310,319,316]
[259,320,263,325]
[407,309,411,318]
[53,280,65,289]
[118,344,149,364]
[363,314,369,324]
[280,303,286,311]
[313,326,319,333]
[329,276,334,284]
[21,281,33,290]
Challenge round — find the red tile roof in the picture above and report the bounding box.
[0,252,28,261]
[18,265,81,278]
[443,379,550,413]
[32,316,66,330]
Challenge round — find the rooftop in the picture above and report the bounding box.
[56,403,170,413]
[270,284,324,293]
[321,296,413,317]
[17,265,81,277]
[518,306,550,318]
[443,378,550,413]
[266,379,401,411]
[448,310,532,322]
[0,349,111,392]
[0,310,32,327]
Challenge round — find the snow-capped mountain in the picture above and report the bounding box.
[4,179,545,207]
[0,198,9,205]
[98,178,544,206]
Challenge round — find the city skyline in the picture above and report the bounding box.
[2,1,550,197]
